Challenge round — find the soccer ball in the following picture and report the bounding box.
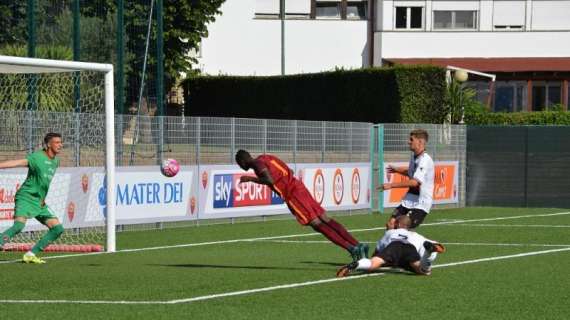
[161,158,180,177]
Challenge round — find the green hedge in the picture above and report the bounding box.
[183,66,446,123]
[466,111,570,125]
[394,66,447,123]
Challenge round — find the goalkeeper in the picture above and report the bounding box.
[0,133,65,264]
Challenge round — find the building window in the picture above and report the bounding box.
[254,0,311,19]
[465,81,491,107]
[494,25,524,30]
[532,81,562,111]
[347,1,367,20]
[433,10,477,30]
[312,0,368,20]
[493,0,525,31]
[255,0,280,19]
[255,13,280,19]
[395,7,423,29]
[316,1,342,19]
[493,82,527,112]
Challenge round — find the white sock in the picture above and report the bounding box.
[356,258,372,270]
[24,251,35,257]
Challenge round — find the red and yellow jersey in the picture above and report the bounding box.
[250,155,297,200]
[250,154,324,225]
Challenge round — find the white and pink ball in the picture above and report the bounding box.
[161,158,180,177]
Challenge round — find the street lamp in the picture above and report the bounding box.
[280,0,285,75]
[454,70,468,124]
[454,69,468,83]
[446,66,496,124]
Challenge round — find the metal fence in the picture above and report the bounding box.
[0,111,372,167]
[467,126,570,208]
[0,110,469,215]
[119,115,372,166]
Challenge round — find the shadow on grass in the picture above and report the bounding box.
[300,261,345,267]
[302,261,420,277]
[150,262,416,276]
[148,263,332,272]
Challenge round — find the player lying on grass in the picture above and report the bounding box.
[336,215,445,277]
[235,150,368,261]
[0,133,64,264]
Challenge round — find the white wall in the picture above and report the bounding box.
[197,0,281,75]
[374,0,570,62]
[197,0,368,76]
[197,0,570,72]
[376,31,570,58]
[378,0,570,32]
[531,0,570,30]
[285,21,369,74]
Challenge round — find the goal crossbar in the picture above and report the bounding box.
[0,55,113,74]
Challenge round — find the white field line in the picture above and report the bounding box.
[442,224,570,228]
[440,242,570,247]
[431,247,570,268]
[1,247,569,305]
[256,239,570,248]
[1,210,569,265]
[422,211,570,227]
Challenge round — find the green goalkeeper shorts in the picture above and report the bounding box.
[14,197,57,224]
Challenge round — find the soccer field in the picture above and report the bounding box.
[1,207,569,319]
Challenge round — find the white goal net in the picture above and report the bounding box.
[0,56,115,256]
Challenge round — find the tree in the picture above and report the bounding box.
[0,0,224,82]
[119,0,224,111]
[445,80,487,124]
[0,2,26,45]
[0,0,225,113]
[163,0,225,81]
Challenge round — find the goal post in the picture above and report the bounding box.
[0,55,116,253]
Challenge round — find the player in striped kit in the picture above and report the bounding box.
[235,150,368,261]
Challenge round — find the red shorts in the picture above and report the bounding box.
[283,182,325,225]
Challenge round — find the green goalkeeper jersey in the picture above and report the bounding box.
[15,150,60,203]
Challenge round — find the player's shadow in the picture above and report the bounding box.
[301,261,420,276]
[300,261,345,267]
[150,263,331,272]
[373,268,419,276]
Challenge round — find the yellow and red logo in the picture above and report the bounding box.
[189,196,196,214]
[313,169,325,204]
[67,201,76,222]
[351,168,361,204]
[333,169,344,205]
[201,171,208,189]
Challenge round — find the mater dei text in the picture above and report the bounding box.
[116,182,184,206]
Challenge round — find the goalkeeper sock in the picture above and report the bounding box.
[31,224,64,254]
[1,221,26,245]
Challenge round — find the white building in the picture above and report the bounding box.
[197,0,570,111]
[196,0,371,75]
